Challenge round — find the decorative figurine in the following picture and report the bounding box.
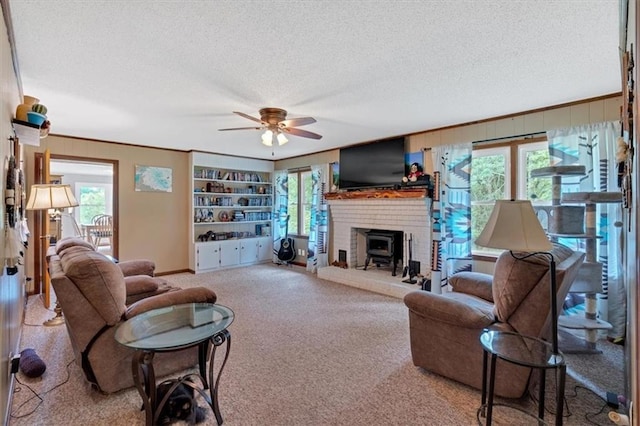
[403,162,424,183]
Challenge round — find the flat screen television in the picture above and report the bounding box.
[338,137,406,190]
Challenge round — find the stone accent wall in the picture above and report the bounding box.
[327,198,431,276]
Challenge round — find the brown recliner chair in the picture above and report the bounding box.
[403,243,584,398]
[51,237,175,305]
[49,244,218,393]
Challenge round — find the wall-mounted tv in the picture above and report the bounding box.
[338,137,406,190]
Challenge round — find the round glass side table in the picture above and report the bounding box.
[479,329,566,426]
[115,303,234,426]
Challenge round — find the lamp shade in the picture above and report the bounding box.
[277,131,288,146]
[26,184,79,210]
[475,200,552,252]
[261,130,273,146]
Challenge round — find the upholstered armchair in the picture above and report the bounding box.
[52,237,175,305]
[49,244,217,393]
[403,243,584,398]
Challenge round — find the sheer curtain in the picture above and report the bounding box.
[306,164,330,272]
[547,121,625,338]
[430,143,473,293]
[272,170,289,262]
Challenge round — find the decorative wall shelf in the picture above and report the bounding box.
[11,119,41,146]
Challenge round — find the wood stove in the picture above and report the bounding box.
[364,230,403,276]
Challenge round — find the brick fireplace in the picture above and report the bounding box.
[318,190,431,297]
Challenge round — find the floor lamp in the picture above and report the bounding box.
[26,184,79,326]
[475,200,561,360]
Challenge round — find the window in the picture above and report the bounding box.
[471,140,551,253]
[75,183,112,225]
[517,141,552,202]
[287,170,312,236]
[471,147,510,253]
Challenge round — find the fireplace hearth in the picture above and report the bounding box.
[364,230,403,276]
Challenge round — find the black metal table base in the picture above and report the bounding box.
[480,350,566,426]
[132,329,231,426]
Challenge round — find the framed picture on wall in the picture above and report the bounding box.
[134,165,173,192]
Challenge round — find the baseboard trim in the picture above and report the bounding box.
[156,269,191,276]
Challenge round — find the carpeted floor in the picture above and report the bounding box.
[9,264,625,425]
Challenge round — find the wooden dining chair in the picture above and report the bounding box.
[91,214,113,248]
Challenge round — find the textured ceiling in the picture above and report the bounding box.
[8,1,621,160]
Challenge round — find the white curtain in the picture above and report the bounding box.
[272,170,289,263]
[547,121,625,338]
[306,164,330,272]
[430,143,473,293]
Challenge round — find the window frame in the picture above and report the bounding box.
[471,137,548,256]
[517,140,551,201]
[75,182,113,225]
[287,169,312,237]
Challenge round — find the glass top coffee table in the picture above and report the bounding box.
[115,303,234,426]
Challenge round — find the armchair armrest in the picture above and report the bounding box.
[125,287,217,319]
[404,290,495,329]
[125,275,158,296]
[449,271,494,302]
[124,275,178,305]
[118,259,156,277]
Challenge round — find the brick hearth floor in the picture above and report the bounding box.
[317,265,422,299]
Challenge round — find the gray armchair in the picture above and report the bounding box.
[403,243,584,398]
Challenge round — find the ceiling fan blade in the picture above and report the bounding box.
[280,117,316,127]
[218,126,262,131]
[233,111,264,124]
[281,127,323,140]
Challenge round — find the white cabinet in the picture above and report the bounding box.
[239,237,273,264]
[219,240,240,267]
[196,240,241,271]
[196,242,220,271]
[257,237,272,262]
[239,240,259,264]
[190,153,274,273]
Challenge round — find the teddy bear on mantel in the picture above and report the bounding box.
[402,162,424,183]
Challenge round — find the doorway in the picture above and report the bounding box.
[32,153,118,298]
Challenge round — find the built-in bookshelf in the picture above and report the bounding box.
[189,152,274,273]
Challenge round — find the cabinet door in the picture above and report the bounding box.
[197,243,219,271]
[257,237,272,261]
[219,240,240,267]
[239,240,258,264]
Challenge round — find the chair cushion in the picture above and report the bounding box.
[56,237,95,253]
[91,231,113,237]
[60,250,126,324]
[492,243,575,324]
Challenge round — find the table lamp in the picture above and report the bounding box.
[475,200,560,359]
[26,184,79,326]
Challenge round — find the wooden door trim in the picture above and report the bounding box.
[32,153,119,295]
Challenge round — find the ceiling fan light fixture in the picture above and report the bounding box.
[220,108,323,144]
[277,132,288,146]
[261,130,273,146]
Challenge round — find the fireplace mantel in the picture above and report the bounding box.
[324,188,429,200]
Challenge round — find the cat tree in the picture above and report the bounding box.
[531,165,622,354]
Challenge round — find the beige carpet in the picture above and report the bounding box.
[9,264,623,425]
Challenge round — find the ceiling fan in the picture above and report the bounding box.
[219,107,322,146]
